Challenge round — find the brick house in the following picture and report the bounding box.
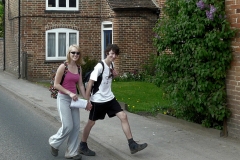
[2,1,240,139]
[2,0,159,80]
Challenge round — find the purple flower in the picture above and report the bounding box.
[219,15,227,19]
[206,10,214,20]
[155,34,160,39]
[196,0,205,10]
[209,5,216,14]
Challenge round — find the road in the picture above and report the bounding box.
[0,86,122,160]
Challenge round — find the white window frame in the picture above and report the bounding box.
[46,0,79,11]
[45,28,79,61]
[101,21,113,60]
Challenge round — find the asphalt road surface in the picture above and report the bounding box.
[0,86,122,160]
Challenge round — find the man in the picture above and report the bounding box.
[79,44,147,156]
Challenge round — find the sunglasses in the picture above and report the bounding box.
[70,52,80,55]
[108,68,113,79]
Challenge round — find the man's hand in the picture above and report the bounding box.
[112,69,118,78]
[85,101,92,111]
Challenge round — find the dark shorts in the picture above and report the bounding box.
[89,98,123,121]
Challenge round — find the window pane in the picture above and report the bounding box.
[48,33,55,57]
[69,0,76,7]
[48,0,56,7]
[59,33,66,57]
[59,0,66,7]
[69,33,76,46]
[103,24,112,28]
[104,30,112,58]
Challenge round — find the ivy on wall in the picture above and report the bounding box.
[0,2,3,37]
[153,0,236,128]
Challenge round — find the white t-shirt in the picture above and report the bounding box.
[89,60,115,102]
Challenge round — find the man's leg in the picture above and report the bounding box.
[81,119,95,142]
[79,120,96,156]
[116,111,148,154]
[116,111,133,139]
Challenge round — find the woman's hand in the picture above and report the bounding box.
[69,92,78,101]
[85,101,92,111]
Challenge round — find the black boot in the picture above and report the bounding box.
[129,141,148,154]
[79,142,96,156]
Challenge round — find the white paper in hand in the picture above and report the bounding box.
[70,99,87,109]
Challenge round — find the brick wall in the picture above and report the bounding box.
[0,38,3,70]
[225,0,240,139]
[112,10,158,74]
[4,0,19,76]
[20,0,103,80]
[3,0,159,81]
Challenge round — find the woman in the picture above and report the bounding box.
[49,44,91,160]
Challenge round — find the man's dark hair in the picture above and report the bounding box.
[105,44,120,55]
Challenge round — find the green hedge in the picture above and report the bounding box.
[153,0,236,129]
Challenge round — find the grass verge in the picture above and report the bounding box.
[112,81,169,115]
[35,81,170,116]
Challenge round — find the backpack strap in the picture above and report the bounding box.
[91,61,104,95]
[110,62,114,70]
[99,61,104,76]
[60,62,68,85]
[76,65,81,94]
[98,61,114,77]
[77,65,81,74]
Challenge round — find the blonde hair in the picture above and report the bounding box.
[66,44,84,65]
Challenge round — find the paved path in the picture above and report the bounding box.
[0,71,240,160]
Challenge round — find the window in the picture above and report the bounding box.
[46,28,79,61]
[101,21,113,59]
[46,0,79,11]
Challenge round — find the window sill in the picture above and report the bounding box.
[44,10,80,13]
[44,60,66,63]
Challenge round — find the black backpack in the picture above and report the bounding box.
[83,61,113,95]
[49,62,80,99]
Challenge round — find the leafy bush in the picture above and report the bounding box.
[114,53,158,82]
[81,56,98,78]
[142,53,158,76]
[153,0,236,129]
[114,70,144,82]
[141,53,158,83]
[0,2,3,37]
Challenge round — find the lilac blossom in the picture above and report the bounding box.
[196,0,205,10]
[206,10,214,20]
[155,34,160,39]
[206,5,217,20]
[209,5,216,14]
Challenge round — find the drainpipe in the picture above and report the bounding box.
[2,0,5,70]
[156,8,160,56]
[18,0,20,78]
[156,8,160,19]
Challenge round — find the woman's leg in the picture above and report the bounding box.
[65,108,80,158]
[49,94,73,151]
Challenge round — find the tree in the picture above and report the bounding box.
[153,0,236,129]
[0,2,4,37]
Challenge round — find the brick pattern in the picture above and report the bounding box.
[112,10,157,74]
[107,0,158,9]
[4,0,19,76]
[225,0,240,139]
[0,38,3,70]
[3,0,158,81]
